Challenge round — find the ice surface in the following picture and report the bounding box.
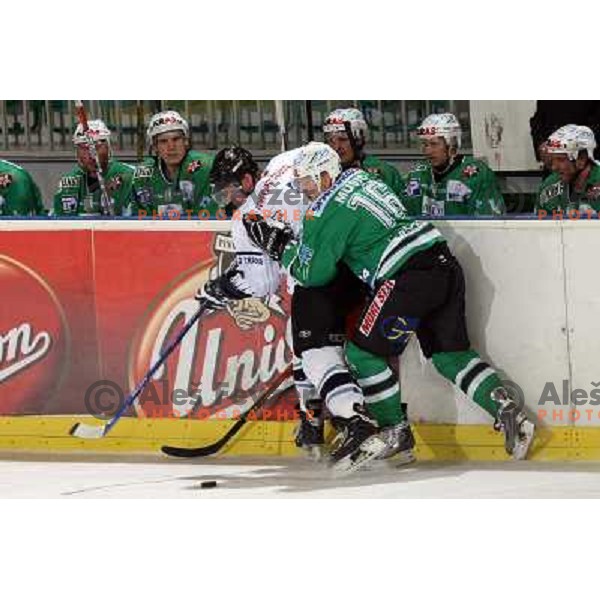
[2,455,600,498]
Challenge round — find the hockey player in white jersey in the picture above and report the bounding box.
[196,144,386,472]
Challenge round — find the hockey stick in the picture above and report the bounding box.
[306,101,314,142]
[161,364,293,458]
[136,100,145,162]
[70,302,209,439]
[74,100,113,216]
[274,100,288,152]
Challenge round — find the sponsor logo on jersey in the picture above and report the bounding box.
[107,175,123,191]
[0,256,68,414]
[586,184,600,200]
[61,197,78,213]
[462,164,479,178]
[298,244,313,266]
[447,180,470,202]
[135,165,153,178]
[539,181,563,205]
[179,180,194,203]
[358,279,396,336]
[59,176,80,190]
[135,188,152,206]
[0,173,13,188]
[381,315,419,351]
[406,179,421,197]
[187,160,203,174]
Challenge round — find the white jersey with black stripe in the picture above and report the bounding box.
[230,148,306,297]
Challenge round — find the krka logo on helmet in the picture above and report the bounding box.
[0,256,68,414]
[129,234,293,419]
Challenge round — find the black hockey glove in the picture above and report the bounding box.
[195,268,250,311]
[242,213,293,262]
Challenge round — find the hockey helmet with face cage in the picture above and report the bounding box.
[73,119,111,145]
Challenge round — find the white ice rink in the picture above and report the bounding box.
[2,455,600,498]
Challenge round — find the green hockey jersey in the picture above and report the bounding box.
[53,160,135,216]
[361,155,405,197]
[282,169,444,289]
[0,159,45,216]
[128,150,218,216]
[402,155,505,217]
[535,162,600,214]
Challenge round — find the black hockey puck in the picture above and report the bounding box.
[200,480,218,489]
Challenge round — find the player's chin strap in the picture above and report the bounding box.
[431,153,462,179]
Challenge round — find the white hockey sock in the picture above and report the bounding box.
[302,346,363,419]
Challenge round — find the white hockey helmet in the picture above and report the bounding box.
[546,124,596,161]
[72,119,111,145]
[292,142,342,194]
[146,110,189,144]
[323,107,368,141]
[417,113,462,149]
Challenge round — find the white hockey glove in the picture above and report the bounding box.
[242,213,293,262]
[195,268,250,311]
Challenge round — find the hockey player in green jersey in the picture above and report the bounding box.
[0,158,45,216]
[403,113,505,217]
[323,107,405,197]
[53,119,134,216]
[535,125,600,215]
[244,143,535,461]
[128,110,217,218]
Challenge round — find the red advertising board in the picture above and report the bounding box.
[0,227,294,419]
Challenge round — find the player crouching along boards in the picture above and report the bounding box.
[243,142,536,462]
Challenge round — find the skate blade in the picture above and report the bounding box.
[392,449,417,467]
[512,421,535,460]
[331,436,387,476]
[300,445,324,462]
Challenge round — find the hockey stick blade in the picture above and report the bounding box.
[161,366,293,458]
[161,419,247,457]
[69,304,208,440]
[69,422,108,439]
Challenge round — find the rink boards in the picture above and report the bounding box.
[1,218,599,460]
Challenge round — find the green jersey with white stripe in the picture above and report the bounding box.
[282,168,444,289]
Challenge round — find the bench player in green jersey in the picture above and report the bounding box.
[128,110,217,218]
[322,107,405,197]
[536,125,600,215]
[403,113,505,217]
[53,119,134,216]
[0,158,44,216]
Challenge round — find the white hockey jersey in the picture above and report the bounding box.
[230,148,308,298]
